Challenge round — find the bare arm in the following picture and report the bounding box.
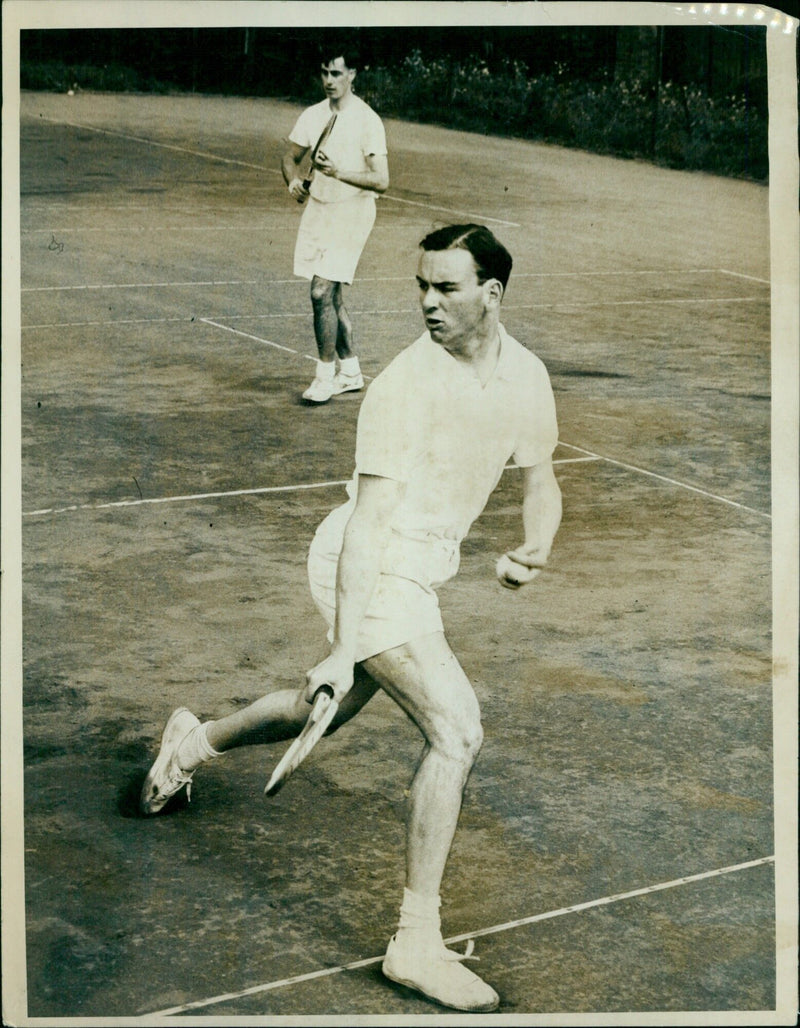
[313,151,389,194]
[281,141,310,201]
[306,473,404,700]
[497,460,562,590]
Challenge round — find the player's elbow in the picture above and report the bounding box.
[375,173,389,194]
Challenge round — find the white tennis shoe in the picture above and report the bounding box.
[382,931,499,1012]
[140,708,201,815]
[302,376,336,404]
[331,370,364,395]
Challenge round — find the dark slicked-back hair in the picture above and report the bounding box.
[318,37,360,69]
[420,224,513,291]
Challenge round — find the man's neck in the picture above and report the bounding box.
[444,321,502,384]
[329,91,355,113]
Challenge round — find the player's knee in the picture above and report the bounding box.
[462,717,484,762]
[310,278,335,305]
[438,714,483,767]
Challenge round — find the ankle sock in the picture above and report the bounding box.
[315,359,335,380]
[396,887,442,935]
[338,356,361,377]
[177,722,221,772]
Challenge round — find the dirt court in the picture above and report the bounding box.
[7,88,785,1021]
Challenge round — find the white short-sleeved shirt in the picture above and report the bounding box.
[289,96,387,204]
[343,325,559,587]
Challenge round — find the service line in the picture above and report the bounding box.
[20,311,770,520]
[559,441,771,519]
[147,855,774,1016]
[20,459,599,519]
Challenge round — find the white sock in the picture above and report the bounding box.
[396,887,442,937]
[315,359,335,380]
[177,722,220,772]
[338,356,361,377]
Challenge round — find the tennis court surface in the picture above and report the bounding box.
[15,90,778,1020]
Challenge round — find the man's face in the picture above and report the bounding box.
[416,248,491,350]
[320,57,355,100]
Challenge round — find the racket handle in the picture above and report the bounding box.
[314,683,334,700]
[263,683,337,796]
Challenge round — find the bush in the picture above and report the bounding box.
[20,50,768,181]
[357,51,767,181]
[21,60,176,94]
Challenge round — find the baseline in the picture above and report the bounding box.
[31,114,519,228]
[146,855,774,1017]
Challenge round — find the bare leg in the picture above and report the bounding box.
[332,282,356,361]
[363,632,483,897]
[310,275,340,363]
[205,665,378,752]
[367,632,499,1011]
[141,665,378,815]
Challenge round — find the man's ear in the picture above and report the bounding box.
[485,278,504,306]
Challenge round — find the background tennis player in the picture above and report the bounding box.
[281,45,389,404]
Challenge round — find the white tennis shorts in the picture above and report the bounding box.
[307,504,445,663]
[294,193,377,284]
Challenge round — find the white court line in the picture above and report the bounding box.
[21,295,766,331]
[20,119,777,248]
[14,269,740,291]
[382,192,519,227]
[517,268,766,281]
[511,296,765,310]
[21,280,257,292]
[33,115,518,228]
[148,855,774,1017]
[560,441,771,519]
[20,315,771,520]
[24,225,271,234]
[199,318,303,357]
[18,460,596,518]
[719,267,771,285]
[20,459,600,519]
[35,116,272,172]
[24,316,192,329]
[197,318,378,380]
[24,210,521,232]
[20,269,771,294]
[22,480,352,518]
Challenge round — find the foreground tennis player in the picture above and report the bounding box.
[141,224,562,1013]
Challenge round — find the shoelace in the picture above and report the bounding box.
[442,939,478,962]
[162,760,195,802]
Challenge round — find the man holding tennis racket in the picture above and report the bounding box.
[141,224,561,1012]
[281,48,389,404]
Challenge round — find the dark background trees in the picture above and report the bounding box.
[20,25,771,180]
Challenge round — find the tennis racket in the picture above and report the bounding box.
[300,114,338,193]
[264,685,338,796]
